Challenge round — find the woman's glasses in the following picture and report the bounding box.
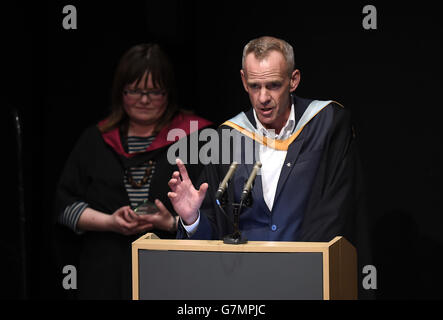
[124,89,166,101]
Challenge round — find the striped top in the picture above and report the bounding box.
[124,136,156,209]
[59,135,156,233]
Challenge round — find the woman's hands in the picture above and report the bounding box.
[108,206,153,236]
[110,201,178,235]
[77,202,177,236]
[77,159,204,235]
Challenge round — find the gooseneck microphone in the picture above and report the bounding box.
[215,161,238,202]
[240,161,262,203]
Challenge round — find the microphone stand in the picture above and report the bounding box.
[218,191,252,245]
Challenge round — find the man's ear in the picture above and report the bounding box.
[240,69,249,93]
[289,69,301,93]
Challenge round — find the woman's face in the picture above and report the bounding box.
[123,72,168,127]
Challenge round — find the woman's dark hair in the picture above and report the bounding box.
[98,43,178,134]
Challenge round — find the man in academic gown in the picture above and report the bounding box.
[167,36,371,297]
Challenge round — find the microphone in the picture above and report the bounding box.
[215,161,238,203]
[240,161,262,203]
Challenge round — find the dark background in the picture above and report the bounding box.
[3,1,442,300]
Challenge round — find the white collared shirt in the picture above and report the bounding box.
[253,104,295,211]
[183,104,295,234]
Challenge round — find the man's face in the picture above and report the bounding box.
[241,50,300,133]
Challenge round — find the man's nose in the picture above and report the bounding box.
[258,88,271,105]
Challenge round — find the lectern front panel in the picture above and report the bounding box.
[138,250,323,300]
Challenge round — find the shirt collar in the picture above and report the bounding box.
[253,104,295,140]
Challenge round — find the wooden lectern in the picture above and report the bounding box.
[132,234,357,300]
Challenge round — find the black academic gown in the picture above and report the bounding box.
[177,96,372,298]
[55,113,212,299]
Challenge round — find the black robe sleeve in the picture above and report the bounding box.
[54,127,96,226]
[297,104,373,298]
[298,104,359,242]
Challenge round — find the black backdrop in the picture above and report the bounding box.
[3,1,443,300]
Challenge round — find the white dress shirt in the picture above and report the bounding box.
[183,104,296,235]
[253,104,295,211]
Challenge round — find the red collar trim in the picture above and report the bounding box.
[100,113,212,158]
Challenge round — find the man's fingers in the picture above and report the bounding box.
[168,192,177,199]
[172,171,181,180]
[168,171,182,191]
[176,158,190,181]
[168,178,179,191]
[198,183,209,197]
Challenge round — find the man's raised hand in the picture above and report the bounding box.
[167,158,208,225]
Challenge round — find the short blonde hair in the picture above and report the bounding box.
[242,36,295,75]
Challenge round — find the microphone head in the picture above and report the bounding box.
[216,161,239,201]
[242,161,262,195]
